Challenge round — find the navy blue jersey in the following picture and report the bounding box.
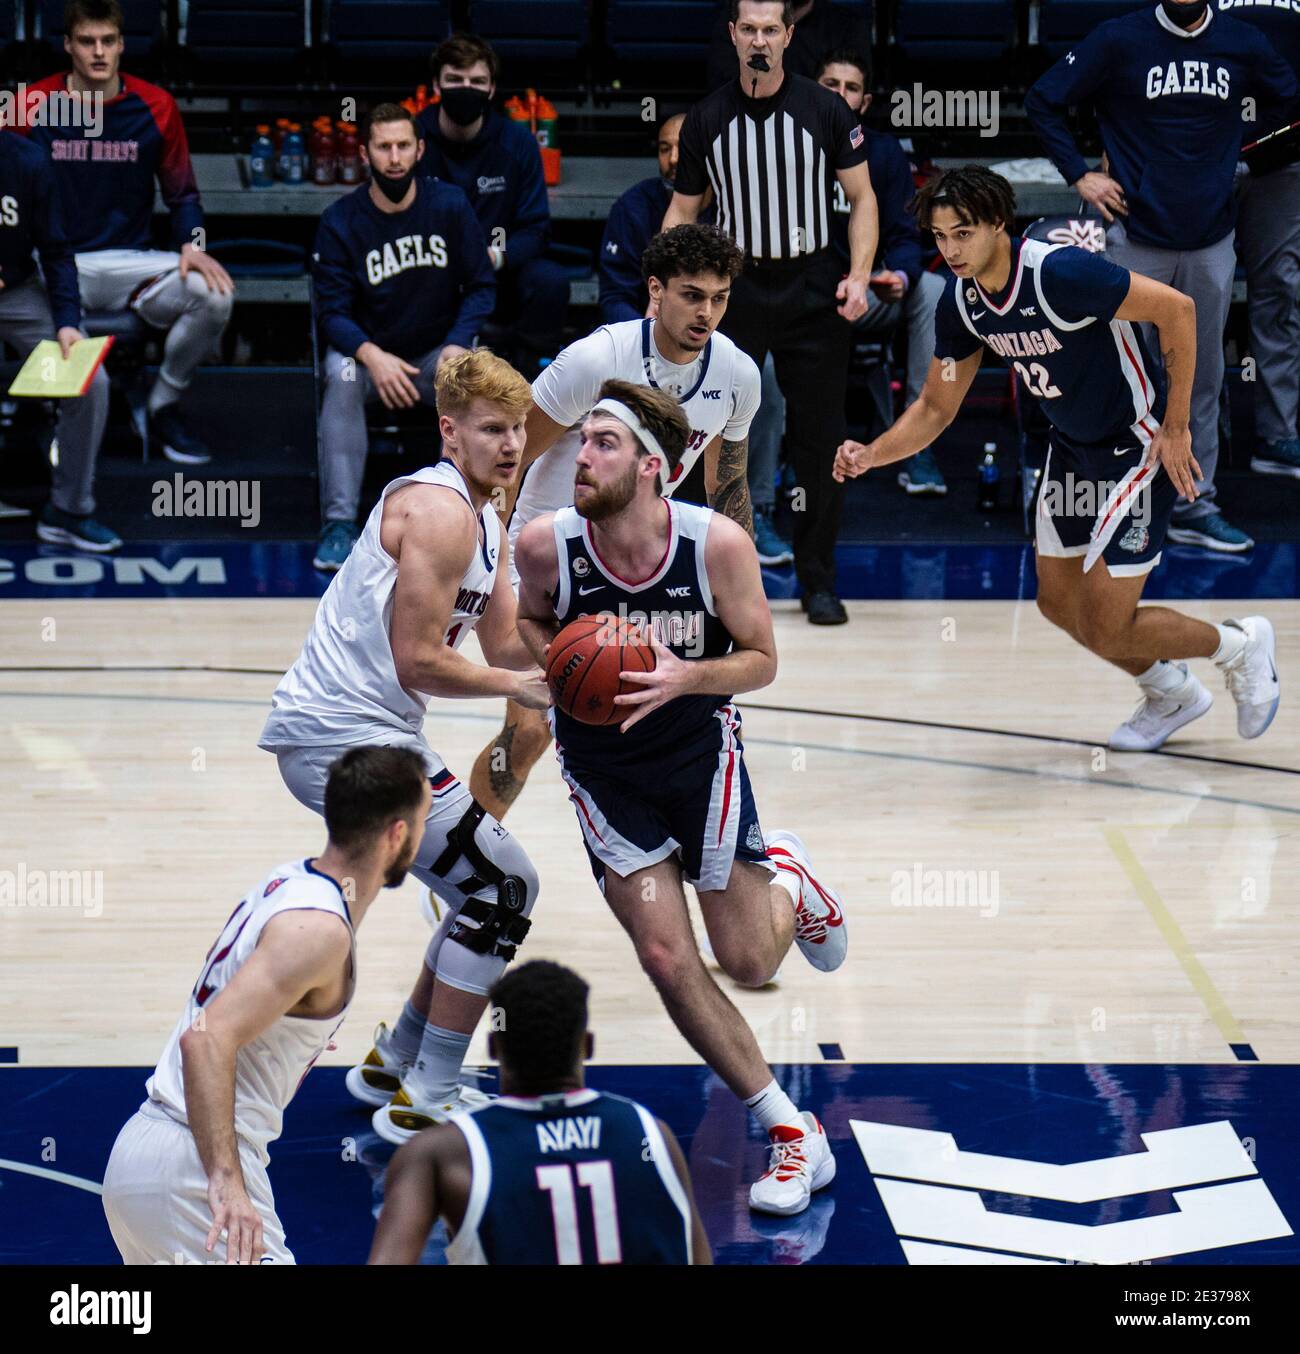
[416,107,551,272]
[446,1090,693,1266]
[934,237,1166,447]
[0,134,80,330]
[312,176,495,360]
[1025,4,1296,249]
[1218,0,1300,126]
[548,500,733,768]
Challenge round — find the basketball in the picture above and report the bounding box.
[546,614,656,726]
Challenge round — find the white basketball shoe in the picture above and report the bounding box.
[1108,664,1213,752]
[344,1022,410,1108]
[372,1080,496,1146]
[749,1111,837,1216]
[765,830,848,973]
[1218,617,1281,739]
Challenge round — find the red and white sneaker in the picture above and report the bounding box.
[766,830,848,973]
[749,1111,837,1216]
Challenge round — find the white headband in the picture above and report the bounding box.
[589,397,667,468]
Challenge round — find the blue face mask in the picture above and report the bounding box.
[1161,0,1209,29]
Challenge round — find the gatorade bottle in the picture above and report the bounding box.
[536,94,558,150]
[282,123,306,184]
[310,118,335,186]
[504,94,528,125]
[415,84,429,111]
[273,117,291,178]
[336,122,362,184]
[249,124,274,188]
[977,442,1000,513]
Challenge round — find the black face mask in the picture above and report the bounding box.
[440,87,491,127]
[1161,0,1209,29]
[372,167,414,203]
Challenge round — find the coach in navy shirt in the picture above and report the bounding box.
[417,33,566,378]
[0,134,114,551]
[312,103,495,570]
[1026,0,1295,553]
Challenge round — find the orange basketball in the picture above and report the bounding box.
[546,614,656,726]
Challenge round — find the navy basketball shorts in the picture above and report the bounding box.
[552,702,773,893]
[1035,426,1177,577]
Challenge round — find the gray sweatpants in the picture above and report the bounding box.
[746,270,945,509]
[1105,222,1236,522]
[0,275,108,516]
[318,344,443,524]
[1236,162,1300,446]
[74,249,233,408]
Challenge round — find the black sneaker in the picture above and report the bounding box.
[803,590,848,625]
[150,405,212,465]
[37,504,122,553]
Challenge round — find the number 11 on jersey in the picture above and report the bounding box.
[536,1160,622,1264]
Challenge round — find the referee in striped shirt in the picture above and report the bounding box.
[664,0,878,625]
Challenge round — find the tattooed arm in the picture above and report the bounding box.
[702,434,754,536]
[1116,271,1199,500]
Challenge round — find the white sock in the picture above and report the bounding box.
[406,1024,471,1103]
[744,1079,803,1133]
[771,867,800,908]
[1137,660,1185,693]
[1212,622,1247,667]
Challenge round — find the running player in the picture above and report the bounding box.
[102,746,430,1264]
[370,960,711,1265]
[513,379,847,1217]
[468,223,760,821]
[835,166,1281,751]
[258,349,550,1143]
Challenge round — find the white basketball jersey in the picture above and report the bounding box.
[510,319,761,544]
[259,459,502,749]
[145,859,354,1165]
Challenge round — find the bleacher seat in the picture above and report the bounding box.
[470,1,586,64]
[38,0,164,53]
[326,0,451,82]
[605,0,714,67]
[1038,1,1147,60]
[894,0,1016,64]
[183,1,308,83]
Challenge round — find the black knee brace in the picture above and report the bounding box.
[432,801,532,961]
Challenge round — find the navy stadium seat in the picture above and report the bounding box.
[183,1,308,80]
[38,0,164,52]
[604,0,715,66]
[1037,0,1148,60]
[326,0,451,79]
[893,0,1016,63]
[470,1,587,64]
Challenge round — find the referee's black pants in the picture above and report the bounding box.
[719,249,852,596]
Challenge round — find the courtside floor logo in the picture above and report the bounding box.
[851,1119,1293,1264]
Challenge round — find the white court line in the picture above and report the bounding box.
[0,1157,103,1195]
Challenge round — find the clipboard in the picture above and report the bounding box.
[7,336,115,398]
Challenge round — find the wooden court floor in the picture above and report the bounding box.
[2,597,1297,1071]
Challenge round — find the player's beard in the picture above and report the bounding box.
[575,461,639,521]
[384,837,419,889]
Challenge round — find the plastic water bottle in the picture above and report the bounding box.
[977,442,1000,512]
[282,123,306,185]
[249,124,274,188]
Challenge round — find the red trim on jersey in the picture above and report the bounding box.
[582,499,675,589]
[977,241,1027,317]
[1094,463,1155,536]
[1118,326,1152,407]
[715,704,739,845]
[568,788,608,845]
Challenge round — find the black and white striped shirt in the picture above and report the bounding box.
[675,72,869,262]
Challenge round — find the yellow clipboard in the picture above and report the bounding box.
[7,336,115,398]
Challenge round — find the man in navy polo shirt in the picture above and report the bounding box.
[312,104,495,571]
[1026,0,1296,553]
[417,33,567,379]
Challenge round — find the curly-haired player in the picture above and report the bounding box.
[466,222,762,822]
